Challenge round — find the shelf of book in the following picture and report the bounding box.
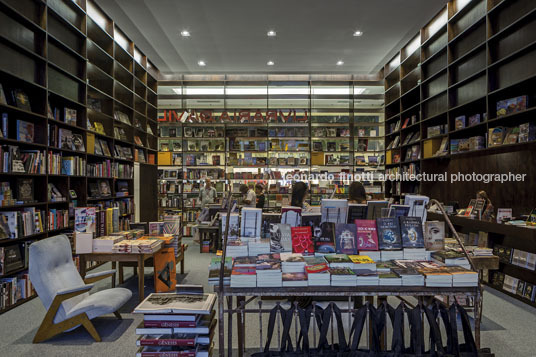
[383,0,536,208]
[0,295,37,315]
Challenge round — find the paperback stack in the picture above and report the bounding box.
[304,256,330,286]
[330,268,356,286]
[359,250,381,262]
[472,247,493,256]
[420,268,453,287]
[134,292,217,357]
[208,257,232,286]
[376,261,397,273]
[324,254,354,269]
[354,269,380,286]
[431,251,471,269]
[225,240,249,258]
[256,253,282,287]
[380,250,404,261]
[393,268,425,286]
[447,266,479,287]
[230,256,257,287]
[378,272,402,286]
[248,238,270,256]
[403,248,429,260]
[282,272,308,287]
[280,253,306,273]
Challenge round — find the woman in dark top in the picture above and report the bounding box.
[348,181,367,204]
[255,183,265,209]
[291,181,310,210]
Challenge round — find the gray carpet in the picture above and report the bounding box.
[1,237,535,356]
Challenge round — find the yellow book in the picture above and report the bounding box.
[348,255,375,264]
[86,132,95,154]
[106,208,113,235]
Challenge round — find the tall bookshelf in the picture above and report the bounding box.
[383,0,536,306]
[0,0,159,313]
[157,76,385,235]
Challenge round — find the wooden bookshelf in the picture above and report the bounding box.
[0,0,160,313]
[156,76,385,232]
[383,0,536,215]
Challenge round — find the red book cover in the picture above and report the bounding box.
[143,321,197,328]
[140,349,196,357]
[355,219,379,251]
[291,226,314,255]
[139,335,196,346]
[305,263,329,274]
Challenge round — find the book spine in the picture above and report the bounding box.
[143,321,196,328]
[139,338,196,346]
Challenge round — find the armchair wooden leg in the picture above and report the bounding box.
[33,313,101,343]
[81,315,101,342]
[113,311,122,320]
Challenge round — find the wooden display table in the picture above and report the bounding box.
[78,246,163,302]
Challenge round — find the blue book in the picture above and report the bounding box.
[399,216,425,248]
[376,218,402,250]
[335,223,358,255]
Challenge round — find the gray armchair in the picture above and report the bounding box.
[29,235,132,343]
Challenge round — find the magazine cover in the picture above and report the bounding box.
[335,223,358,255]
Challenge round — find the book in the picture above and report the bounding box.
[313,222,336,254]
[291,226,313,255]
[64,108,77,125]
[134,293,217,315]
[376,217,402,250]
[16,178,34,202]
[454,116,466,130]
[16,120,34,143]
[399,216,424,248]
[347,204,367,222]
[280,206,302,227]
[58,128,74,150]
[269,223,292,253]
[0,83,6,104]
[72,134,85,151]
[98,180,112,196]
[321,199,348,223]
[366,201,388,220]
[11,89,31,111]
[355,219,379,251]
[335,223,358,255]
[424,221,445,250]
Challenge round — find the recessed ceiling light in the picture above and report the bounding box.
[198,60,206,66]
[267,30,276,37]
[267,60,275,66]
[336,60,344,66]
[353,30,363,37]
[180,30,190,37]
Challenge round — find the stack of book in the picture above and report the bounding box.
[256,254,282,287]
[380,250,404,261]
[360,250,381,262]
[393,268,425,286]
[230,256,257,287]
[248,238,270,256]
[324,254,354,269]
[431,250,471,269]
[134,292,216,357]
[208,257,232,286]
[354,269,380,286]
[349,255,376,270]
[304,256,330,286]
[420,268,453,287]
[225,240,249,258]
[330,268,356,286]
[379,272,402,286]
[282,272,308,287]
[403,248,429,260]
[447,267,479,287]
[280,253,306,273]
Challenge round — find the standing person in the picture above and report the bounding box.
[240,184,256,207]
[255,183,265,209]
[348,181,367,203]
[291,181,311,211]
[198,178,217,208]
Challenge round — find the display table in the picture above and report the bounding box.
[214,285,481,357]
[79,246,163,302]
[196,224,221,253]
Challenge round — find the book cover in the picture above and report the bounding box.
[98,180,112,197]
[64,108,77,125]
[399,216,424,248]
[16,120,34,143]
[291,226,314,255]
[269,223,292,253]
[376,217,402,250]
[347,204,367,222]
[0,212,18,238]
[335,223,358,255]
[12,89,31,111]
[72,134,85,152]
[134,293,216,315]
[281,206,302,227]
[355,219,378,251]
[16,178,34,202]
[314,222,336,254]
[424,221,445,250]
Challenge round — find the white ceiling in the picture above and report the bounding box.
[96,0,447,75]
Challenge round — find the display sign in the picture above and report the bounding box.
[159,109,309,123]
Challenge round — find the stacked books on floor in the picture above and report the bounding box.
[134,292,217,357]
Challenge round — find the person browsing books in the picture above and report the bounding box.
[255,183,265,209]
[348,181,367,204]
[198,178,217,208]
[291,181,312,212]
[240,184,256,207]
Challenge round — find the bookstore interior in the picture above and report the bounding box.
[1,0,536,356]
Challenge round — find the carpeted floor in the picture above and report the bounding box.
[1,237,535,356]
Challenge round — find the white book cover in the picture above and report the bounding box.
[321,199,348,224]
[240,208,262,238]
[134,293,216,315]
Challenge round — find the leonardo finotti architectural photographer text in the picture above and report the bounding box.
[285,172,527,184]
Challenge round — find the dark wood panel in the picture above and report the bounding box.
[2,0,43,25]
[422,31,447,61]
[139,163,158,222]
[489,0,536,35]
[422,50,447,80]
[489,48,536,91]
[0,42,41,84]
[451,49,486,85]
[47,0,85,33]
[450,22,486,60]
[452,75,487,107]
[450,0,486,39]
[48,42,84,79]
[48,67,83,103]
[422,92,448,119]
[0,11,39,54]
[385,82,400,104]
[47,15,84,56]
[423,72,448,99]
[491,17,536,62]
